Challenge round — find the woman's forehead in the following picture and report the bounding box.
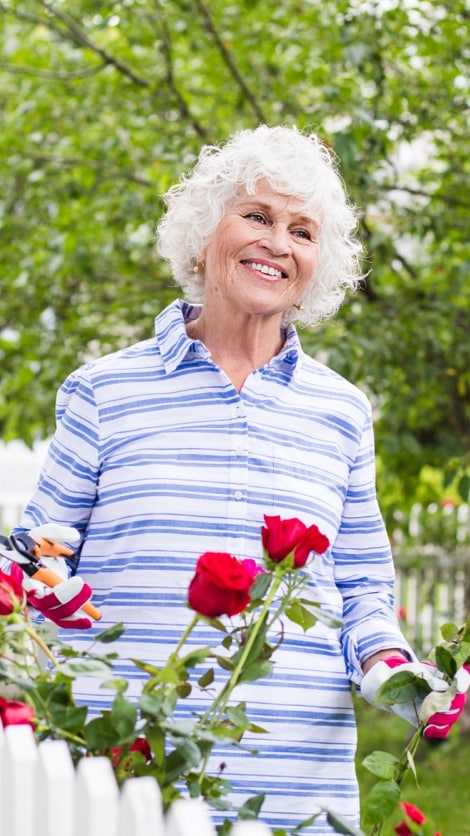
[230,178,322,224]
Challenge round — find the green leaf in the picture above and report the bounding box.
[362,780,401,825]
[434,646,457,678]
[84,713,118,750]
[237,793,266,820]
[94,622,126,643]
[285,600,318,632]
[362,750,399,780]
[325,809,366,835]
[237,660,273,684]
[376,670,430,705]
[213,654,235,671]
[110,692,137,738]
[247,722,268,734]
[145,726,165,768]
[249,572,272,601]
[198,668,214,688]
[130,659,162,676]
[138,690,177,720]
[299,598,344,629]
[226,705,249,728]
[440,622,459,641]
[175,737,201,768]
[46,704,88,735]
[181,647,212,668]
[59,658,113,678]
[176,682,192,698]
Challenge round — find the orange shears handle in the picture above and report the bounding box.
[31,540,102,622]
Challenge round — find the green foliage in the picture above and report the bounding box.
[1,0,469,510]
[360,615,470,834]
[356,699,470,836]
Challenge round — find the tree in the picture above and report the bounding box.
[1,0,469,512]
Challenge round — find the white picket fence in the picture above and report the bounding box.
[0,723,272,836]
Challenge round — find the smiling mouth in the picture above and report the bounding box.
[241,260,287,279]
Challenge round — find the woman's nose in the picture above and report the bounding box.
[261,223,292,255]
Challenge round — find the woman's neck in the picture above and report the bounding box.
[186,312,284,392]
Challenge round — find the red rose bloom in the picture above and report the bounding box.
[111,736,152,768]
[261,515,329,568]
[394,801,427,835]
[0,569,24,615]
[0,696,36,728]
[188,552,256,617]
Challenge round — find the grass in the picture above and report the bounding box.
[355,695,470,835]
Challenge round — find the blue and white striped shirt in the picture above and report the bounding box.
[18,299,412,833]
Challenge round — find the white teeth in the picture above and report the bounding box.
[245,261,283,278]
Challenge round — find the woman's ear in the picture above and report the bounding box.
[192,257,206,274]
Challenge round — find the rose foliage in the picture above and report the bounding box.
[362,618,470,835]
[0,516,367,836]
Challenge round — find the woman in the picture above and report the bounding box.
[12,125,467,833]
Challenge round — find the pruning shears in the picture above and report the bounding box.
[0,532,101,621]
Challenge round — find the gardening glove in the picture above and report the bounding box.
[11,523,94,630]
[360,655,470,739]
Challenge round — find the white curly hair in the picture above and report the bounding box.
[156,124,363,326]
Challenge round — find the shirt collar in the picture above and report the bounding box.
[155,298,301,375]
[155,299,207,374]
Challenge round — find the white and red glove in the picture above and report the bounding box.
[11,523,93,630]
[361,655,470,739]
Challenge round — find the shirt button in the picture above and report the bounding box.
[234,490,243,501]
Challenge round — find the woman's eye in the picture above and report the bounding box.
[293,229,312,240]
[246,212,267,224]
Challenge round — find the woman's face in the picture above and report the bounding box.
[200,179,321,320]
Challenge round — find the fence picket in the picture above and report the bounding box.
[118,775,165,836]
[165,798,217,836]
[74,756,120,836]
[0,724,38,836]
[36,739,76,836]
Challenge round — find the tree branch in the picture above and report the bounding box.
[155,8,209,142]
[38,0,151,87]
[193,0,267,124]
[0,61,106,80]
[28,152,154,188]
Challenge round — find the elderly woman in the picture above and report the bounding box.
[11,125,468,834]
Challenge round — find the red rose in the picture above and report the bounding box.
[111,736,152,768]
[261,515,329,568]
[188,552,256,617]
[0,696,36,728]
[394,801,427,836]
[0,569,24,615]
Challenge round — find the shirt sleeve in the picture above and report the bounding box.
[15,366,100,553]
[334,406,415,685]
